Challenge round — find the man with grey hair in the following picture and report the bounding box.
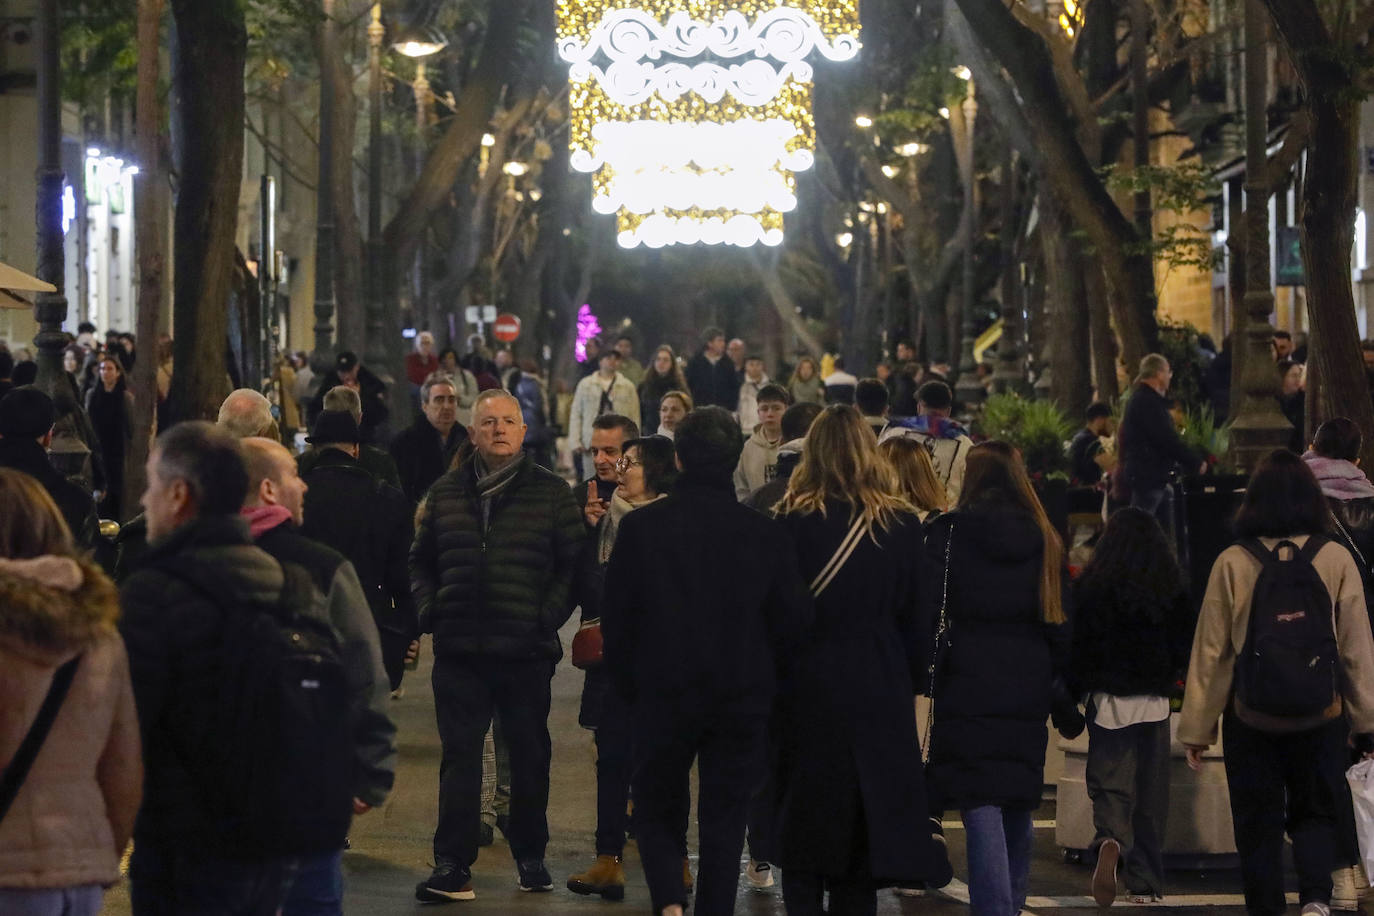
[411,388,583,902]
[391,373,467,504]
[298,384,401,487]
[217,388,279,440]
[1117,353,1207,534]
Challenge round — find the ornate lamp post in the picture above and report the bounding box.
[1228,0,1290,471]
[952,68,984,407]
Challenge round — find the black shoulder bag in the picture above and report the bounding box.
[0,655,82,825]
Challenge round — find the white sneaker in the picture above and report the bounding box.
[1303,903,1332,916]
[746,859,774,891]
[1332,867,1360,912]
[1356,862,1372,896]
[389,686,405,700]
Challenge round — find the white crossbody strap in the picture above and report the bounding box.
[810,515,867,598]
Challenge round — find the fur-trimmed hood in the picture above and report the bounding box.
[0,555,120,664]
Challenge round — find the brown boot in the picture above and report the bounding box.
[568,855,626,901]
[683,857,694,894]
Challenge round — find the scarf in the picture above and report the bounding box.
[0,555,83,592]
[1302,452,1374,501]
[475,453,525,530]
[241,504,294,538]
[598,492,666,565]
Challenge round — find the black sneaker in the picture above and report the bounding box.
[416,862,475,903]
[517,859,554,892]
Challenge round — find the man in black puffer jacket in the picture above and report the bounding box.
[411,389,584,903]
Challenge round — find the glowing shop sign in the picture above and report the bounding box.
[556,0,860,249]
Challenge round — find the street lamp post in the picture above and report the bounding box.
[33,0,69,398]
[311,0,338,374]
[1228,0,1290,472]
[953,72,984,407]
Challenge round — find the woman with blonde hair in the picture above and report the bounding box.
[773,405,951,915]
[880,436,948,521]
[921,441,1072,916]
[0,469,142,914]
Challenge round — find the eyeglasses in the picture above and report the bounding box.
[614,456,641,472]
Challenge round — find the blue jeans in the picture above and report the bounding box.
[963,805,1033,916]
[282,850,344,916]
[129,842,297,916]
[1129,485,1174,542]
[0,886,102,916]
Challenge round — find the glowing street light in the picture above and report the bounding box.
[481,133,496,147]
[881,164,898,178]
[953,65,972,81]
[391,23,448,58]
[898,141,929,156]
[854,115,874,129]
[939,106,951,119]
[502,161,530,177]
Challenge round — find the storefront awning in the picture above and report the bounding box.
[0,261,56,309]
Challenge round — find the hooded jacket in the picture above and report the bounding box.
[880,415,974,503]
[921,500,1071,811]
[0,556,142,889]
[1304,452,1374,569]
[733,425,782,501]
[746,437,804,515]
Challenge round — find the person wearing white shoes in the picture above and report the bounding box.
[1179,451,1374,916]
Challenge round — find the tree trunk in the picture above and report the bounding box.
[1042,203,1092,415]
[953,0,1159,370]
[381,0,531,291]
[327,27,365,353]
[1085,257,1119,402]
[126,0,166,517]
[168,0,246,421]
[1260,0,1374,466]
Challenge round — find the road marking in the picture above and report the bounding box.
[934,878,1293,909]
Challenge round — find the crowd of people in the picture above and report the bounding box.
[4,318,1374,916]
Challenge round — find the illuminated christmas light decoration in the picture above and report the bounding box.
[576,304,603,362]
[557,0,860,248]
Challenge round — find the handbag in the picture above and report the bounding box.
[0,655,81,825]
[922,521,954,764]
[571,619,604,670]
[810,514,867,598]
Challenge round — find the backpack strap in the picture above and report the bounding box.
[1299,533,1331,564]
[810,514,868,598]
[1238,537,1275,568]
[0,655,81,826]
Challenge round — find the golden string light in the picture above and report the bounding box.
[556,0,860,248]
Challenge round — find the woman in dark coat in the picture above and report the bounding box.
[84,355,133,521]
[922,441,1072,916]
[1069,507,1192,906]
[638,346,690,427]
[774,405,951,915]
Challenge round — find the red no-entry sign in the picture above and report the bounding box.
[493,313,521,342]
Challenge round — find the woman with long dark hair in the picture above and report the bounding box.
[773,405,951,915]
[1071,507,1192,905]
[84,355,133,520]
[638,347,689,428]
[922,441,1071,916]
[1180,449,1374,916]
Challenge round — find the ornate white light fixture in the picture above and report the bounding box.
[557,0,860,248]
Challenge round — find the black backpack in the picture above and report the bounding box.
[162,560,355,856]
[1236,536,1340,721]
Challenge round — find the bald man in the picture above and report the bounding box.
[240,437,396,915]
[218,389,280,440]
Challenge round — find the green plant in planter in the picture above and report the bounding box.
[978,393,1075,479]
[1179,404,1232,472]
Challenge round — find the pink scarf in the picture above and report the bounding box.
[240,504,294,538]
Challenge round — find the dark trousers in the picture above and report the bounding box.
[1130,484,1174,541]
[281,850,343,916]
[432,656,554,868]
[781,788,875,916]
[129,842,296,916]
[1222,712,1347,914]
[1085,714,1170,895]
[377,626,411,692]
[632,693,768,914]
[595,687,633,856]
[747,725,781,864]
